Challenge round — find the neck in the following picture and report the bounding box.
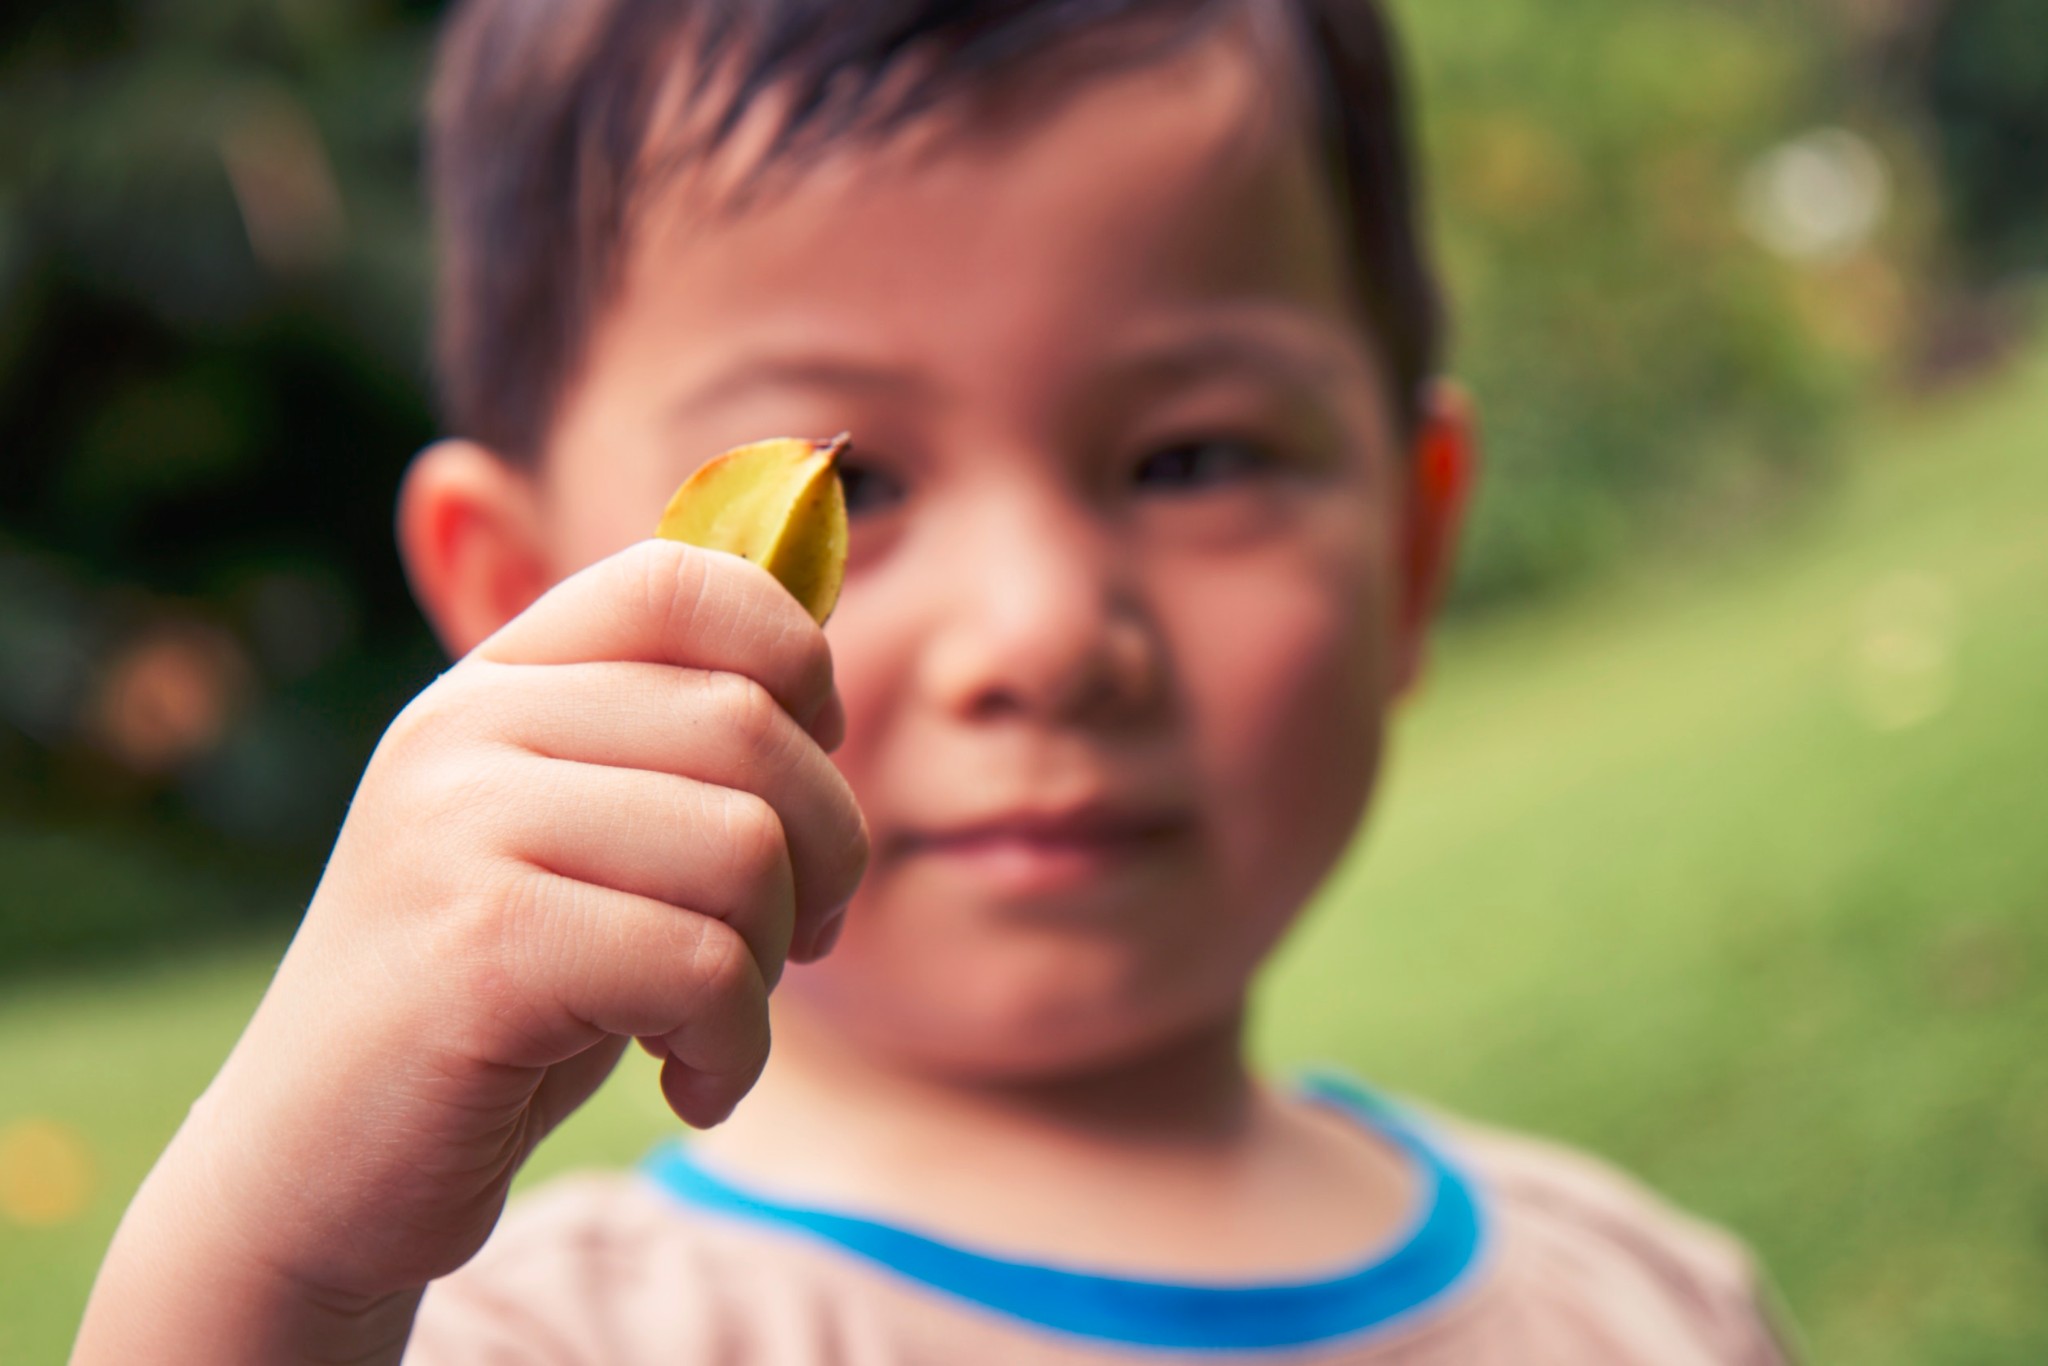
[680,998,1419,1280]
[693,1002,1259,1191]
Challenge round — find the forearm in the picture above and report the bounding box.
[74,1125,425,1366]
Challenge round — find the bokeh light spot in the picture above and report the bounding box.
[87,620,253,774]
[1847,572,1957,732]
[1740,126,1891,263]
[0,1118,97,1228]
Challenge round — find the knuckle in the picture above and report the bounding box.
[377,678,453,763]
[414,861,525,1000]
[375,667,504,771]
[710,671,783,762]
[350,729,513,866]
[641,540,712,649]
[718,789,791,904]
[685,916,756,1011]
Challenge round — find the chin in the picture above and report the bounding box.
[789,925,1258,1082]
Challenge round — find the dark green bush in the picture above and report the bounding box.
[1395,0,1874,604]
[1916,0,2048,281]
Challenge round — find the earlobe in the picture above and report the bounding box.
[396,439,553,658]
[1392,380,1477,697]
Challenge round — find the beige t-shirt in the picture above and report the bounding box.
[406,1086,1794,1365]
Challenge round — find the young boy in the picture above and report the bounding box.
[76,1,1794,1361]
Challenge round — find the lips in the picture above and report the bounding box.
[890,802,1193,895]
[902,802,1188,851]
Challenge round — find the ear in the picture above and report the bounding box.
[396,439,554,658]
[1390,380,1477,697]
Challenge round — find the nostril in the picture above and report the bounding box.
[927,598,1163,726]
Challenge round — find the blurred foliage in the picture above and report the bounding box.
[1397,0,1890,604]
[0,0,444,968]
[0,0,2035,973]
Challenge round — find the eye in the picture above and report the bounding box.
[838,460,906,517]
[1132,437,1274,492]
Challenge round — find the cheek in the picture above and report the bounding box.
[1165,519,1397,902]
[806,570,913,814]
[536,452,676,577]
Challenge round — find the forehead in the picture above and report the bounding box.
[581,22,1371,428]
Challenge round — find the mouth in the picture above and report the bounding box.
[888,802,1196,897]
[892,803,1194,894]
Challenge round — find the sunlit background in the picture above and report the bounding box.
[2,1,2044,1361]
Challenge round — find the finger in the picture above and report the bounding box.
[662,1047,763,1129]
[493,871,773,1122]
[474,539,837,740]
[485,662,867,935]
[507,759,797,984]
[813,686,847,754]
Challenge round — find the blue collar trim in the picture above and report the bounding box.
[640,1073,1487,1352]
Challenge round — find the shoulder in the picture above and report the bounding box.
[1429,1113,1797,1365]
[1446,1117,1755,1285]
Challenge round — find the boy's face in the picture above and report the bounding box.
[407,27,1469,1078]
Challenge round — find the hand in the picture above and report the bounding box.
[74,539,867,1361]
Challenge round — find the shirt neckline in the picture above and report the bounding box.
[639,1072,1487,1353]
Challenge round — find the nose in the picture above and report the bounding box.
[918,480,1162,728]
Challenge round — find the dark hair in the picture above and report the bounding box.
[427,0,1441,463]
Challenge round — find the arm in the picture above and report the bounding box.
[71,1140,425,1365]
[73,540,866,1365]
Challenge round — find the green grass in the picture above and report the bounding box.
[5,350,2046,1363]
[1260,347,2048,1363]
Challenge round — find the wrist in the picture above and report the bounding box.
[75,1115,428,1366]
[78,1239,423,1366]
